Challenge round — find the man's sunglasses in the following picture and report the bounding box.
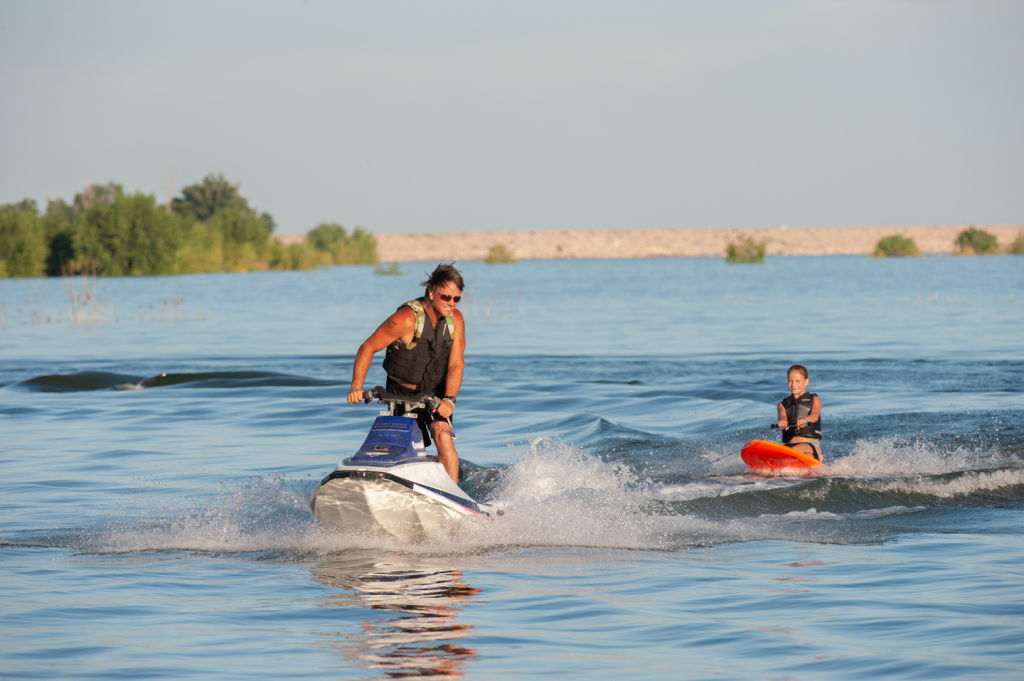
[438,294,462,303]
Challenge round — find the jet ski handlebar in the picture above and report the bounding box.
[362,386,441,411]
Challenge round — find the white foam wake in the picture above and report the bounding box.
[826,437,1018,477]
[869,469,1024,499]
[758,506,925,521]
[68,436,1021,558]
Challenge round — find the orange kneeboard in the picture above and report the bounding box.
[741,439,822,472]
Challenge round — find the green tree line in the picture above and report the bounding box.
[0,174,378,278]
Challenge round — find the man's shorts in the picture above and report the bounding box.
[385,379,455,448]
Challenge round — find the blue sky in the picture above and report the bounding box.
[1,0,1021,234]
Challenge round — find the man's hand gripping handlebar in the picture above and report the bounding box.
[353,386,441,412]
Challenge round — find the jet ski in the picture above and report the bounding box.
[310,387,497,538]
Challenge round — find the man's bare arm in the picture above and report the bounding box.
[435,310,465,418]
[347,309,415,404]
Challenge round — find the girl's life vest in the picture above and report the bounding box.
[781,392,822,443]
[381,298,455,391]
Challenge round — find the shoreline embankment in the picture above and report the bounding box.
[274,224,1022,262]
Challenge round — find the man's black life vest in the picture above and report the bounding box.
[781,392,822,443]
[382,298,454,391]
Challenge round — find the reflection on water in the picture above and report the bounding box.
[311,556,481,679]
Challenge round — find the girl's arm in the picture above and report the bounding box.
[777,402,788,428]
[799,396,822,426]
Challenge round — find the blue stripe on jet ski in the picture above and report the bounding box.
[412,483,492,519]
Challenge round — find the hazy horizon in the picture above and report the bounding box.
[2,0,1021,235]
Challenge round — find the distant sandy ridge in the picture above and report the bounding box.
[275,225,1023,262]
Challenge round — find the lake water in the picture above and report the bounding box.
[2,255,1023,679]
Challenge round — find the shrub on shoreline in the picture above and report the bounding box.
[0,200,48,277]
[308,223,379,265]
[0,175,378,278]
[484,243,517,264]
[874,234,921,257]
[954,227,1001,255]
[268,240,329,271]
[725,235,766,264]
[1008,230,1024,255]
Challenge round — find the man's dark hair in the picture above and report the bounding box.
[421,263,465,294]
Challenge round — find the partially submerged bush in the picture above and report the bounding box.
[1008,230,1024,255]
[483,243,517,264]
[374,262,403,276]
[725,235,766,264]
[954,227,1000,255]
[874,234,921,257]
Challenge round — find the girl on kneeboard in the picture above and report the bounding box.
[777,364,823,462]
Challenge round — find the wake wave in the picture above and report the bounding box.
[10,436,1022,558]
[15,370,338,392]
[826,437,1017,477]
[869,469,1024,499]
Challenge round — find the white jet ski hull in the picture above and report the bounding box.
[310,460,492,538]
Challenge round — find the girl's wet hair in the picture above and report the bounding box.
[787,364,809,379]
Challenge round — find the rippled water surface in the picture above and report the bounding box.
[2,256,1023,679]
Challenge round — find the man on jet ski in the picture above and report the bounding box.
[347,263,466,483]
